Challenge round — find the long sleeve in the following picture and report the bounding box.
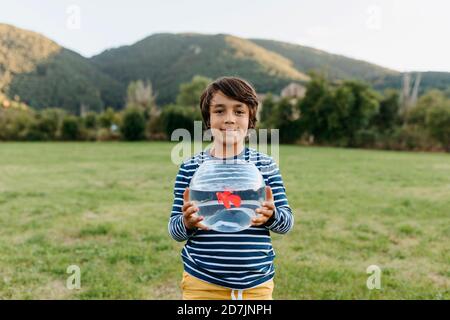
[259,157,294,234]
[168,162,197,242]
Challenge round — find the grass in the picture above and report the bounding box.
[0,142,448,299]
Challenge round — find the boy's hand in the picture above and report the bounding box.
[252,186,275,226]
[182,188,209,231]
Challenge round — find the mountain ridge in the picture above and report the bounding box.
[1,23,449,113]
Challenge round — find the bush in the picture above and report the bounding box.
[146,113,166,140]
[61,116,81,140]
[121,107,146,141]
[96,128,120,141]
[0,109,36,140]
[29,108,65,140]
[354,129,379,148]
[426,105,450,151]
[98,107,119,129]
[160,105,200,139]
[384,126,437,151]
[407,104,428,126]
[83,112,98,129]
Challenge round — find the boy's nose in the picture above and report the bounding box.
[224,112,236,123]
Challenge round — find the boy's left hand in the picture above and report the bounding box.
[251,186,275,226]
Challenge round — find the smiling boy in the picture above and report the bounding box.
[168,76,294,300]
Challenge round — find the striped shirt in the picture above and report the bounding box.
[168,147,294,290]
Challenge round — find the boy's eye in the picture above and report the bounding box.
[212,109,245,115]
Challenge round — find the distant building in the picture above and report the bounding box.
[280,82,306,99]
[256,83,307,122]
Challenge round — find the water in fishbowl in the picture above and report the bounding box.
[189,186,266,233]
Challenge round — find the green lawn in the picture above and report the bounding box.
[0,142,448,299]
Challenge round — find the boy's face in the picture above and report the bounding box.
[209,90,249,146]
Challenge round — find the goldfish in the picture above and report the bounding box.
[216,190,241,209]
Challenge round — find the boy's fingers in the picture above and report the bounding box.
[183,206,199,217]
[182,201,194,212]
[265,186,273,202]
[251,218,266,226]
[262,201,275,210]
[195,221,210,231]
[183,188,190,203]
[191,215,204,224]
[255,208,273,217]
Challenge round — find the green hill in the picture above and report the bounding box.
[250,38,398,81]
[91,33,310,104]
[0,23,124,113]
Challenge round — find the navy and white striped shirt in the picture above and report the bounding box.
[168,147,294,290]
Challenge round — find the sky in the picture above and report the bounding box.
[1,0,449,72]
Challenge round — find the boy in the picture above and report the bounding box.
[168,76,294,300]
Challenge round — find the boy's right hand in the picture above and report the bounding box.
[182,188,209,231]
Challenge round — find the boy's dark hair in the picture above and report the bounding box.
[199,77,259,130]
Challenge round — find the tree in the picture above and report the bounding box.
[298,73,332,143]
[371,89,400,132]
[299,74,379,146]
[176,75,211,107]
[126,80,156,120]
[334,81,379,146]
[408,89,449,126]
[259,93,276,128]
[272,98,302,144]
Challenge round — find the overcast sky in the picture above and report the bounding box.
[2,0,449,72]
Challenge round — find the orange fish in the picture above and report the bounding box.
[216,191,241,209]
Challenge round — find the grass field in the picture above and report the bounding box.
[0,142,449,299]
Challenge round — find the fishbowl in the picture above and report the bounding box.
[189,159,266,233]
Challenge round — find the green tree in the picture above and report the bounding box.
[259,93,276,128]
[176,75,211,107]
[272,98,302,144]
[298,73,334,143]
[299,74,379,146]
[408,89,449,126]
[371,89,400,132]
[334,81,379,146]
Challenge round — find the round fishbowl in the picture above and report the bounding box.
[189,159,266,233]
